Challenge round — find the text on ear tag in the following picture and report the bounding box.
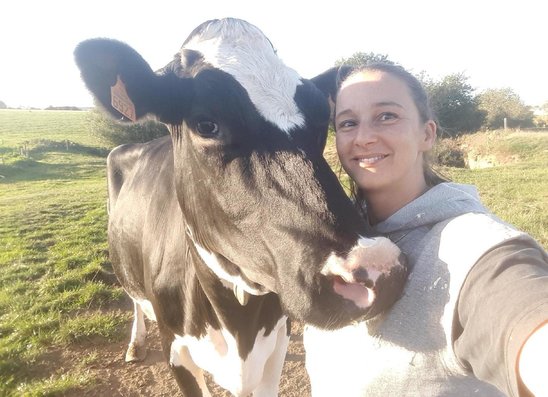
[111,76,137,121]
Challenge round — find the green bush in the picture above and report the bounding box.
[87,108,169,147]
[433,137,466,168]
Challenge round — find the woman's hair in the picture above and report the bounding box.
[334,63,447,206]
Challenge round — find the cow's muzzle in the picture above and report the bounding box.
[321,237,407,319]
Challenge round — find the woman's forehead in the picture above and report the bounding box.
[338,71,411,103]
[340,70,406,91]
[342,69,385,86]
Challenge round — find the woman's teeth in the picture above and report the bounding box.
[358,155,386,167]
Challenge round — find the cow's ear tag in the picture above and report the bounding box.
[233,284,249,306]
[111,76,137,121]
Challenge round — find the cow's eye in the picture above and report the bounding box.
[196,121,219,137]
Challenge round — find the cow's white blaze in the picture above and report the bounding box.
[184,19,305,133]
[170,316,289,396]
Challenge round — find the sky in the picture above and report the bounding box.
[1,0,546,109]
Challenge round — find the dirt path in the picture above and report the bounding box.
[50,320,311,396]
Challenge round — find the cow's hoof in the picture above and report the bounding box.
[125,342,147,362]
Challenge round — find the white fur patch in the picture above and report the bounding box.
[170,338,212,397]
[129,299,147,347]
[135,298,156,321]
[322,236,401,279]
[171,317,288,396]
[183,19,305,133]
[193,241,269,296]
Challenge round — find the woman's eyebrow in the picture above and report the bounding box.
[335,101,405,119]
[335,108,353,119]
[375,101,405,109]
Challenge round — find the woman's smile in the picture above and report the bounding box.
[355,153,389,168]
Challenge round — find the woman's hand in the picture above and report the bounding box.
[519,321,548,396]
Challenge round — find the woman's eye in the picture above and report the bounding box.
[378,112,398,122]
[337,120,357,130]
[196,121,219,137]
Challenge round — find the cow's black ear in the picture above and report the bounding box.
[75,39,192,124]
[310,65,353,103]
[310,66,354,129]
[75,39,155,121]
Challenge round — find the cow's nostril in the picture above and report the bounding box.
[352,268,373,287]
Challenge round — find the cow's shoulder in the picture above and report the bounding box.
[107,136,172,204]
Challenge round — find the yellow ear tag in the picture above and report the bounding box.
[111,76,137,121]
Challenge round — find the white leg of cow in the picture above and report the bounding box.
[252,320,290,397]
[125,300,147,362]
[171,338,212,397]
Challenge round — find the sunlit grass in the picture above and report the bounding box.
[0,109,128,396]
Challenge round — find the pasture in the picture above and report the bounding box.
[1,109,546,396]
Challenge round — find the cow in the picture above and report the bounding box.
[74,18,407,397]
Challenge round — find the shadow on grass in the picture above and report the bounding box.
[28,140,110,160]
[0,140,110,184]
[0,159,104,184]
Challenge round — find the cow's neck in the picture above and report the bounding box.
[185,227,269,306]
[184,235,286,360]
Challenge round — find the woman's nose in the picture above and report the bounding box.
[354,123,377,146]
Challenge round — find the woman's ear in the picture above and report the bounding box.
[421,120,437,151]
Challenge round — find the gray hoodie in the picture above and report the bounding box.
[304,182,528,396]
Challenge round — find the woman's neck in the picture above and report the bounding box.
[363,177,428,225]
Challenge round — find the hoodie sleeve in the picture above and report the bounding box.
[453,237,548,397]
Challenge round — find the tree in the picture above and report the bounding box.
[422,73,485,136]
[477,88,534,129]
[0,100,6,109]
[87,106,169,147]
[533,102,548,128]
[335,52,395,67]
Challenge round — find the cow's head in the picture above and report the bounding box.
[75,18,406,329]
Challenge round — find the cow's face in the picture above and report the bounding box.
[75,18,406,329]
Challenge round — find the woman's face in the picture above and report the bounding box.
[335,70,436,197]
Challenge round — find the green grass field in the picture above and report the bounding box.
[1,110,128,396]
[440,130,548,246]
[1,109,546,395]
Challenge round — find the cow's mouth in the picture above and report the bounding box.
[330,275,376,309]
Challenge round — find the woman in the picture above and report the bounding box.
[303,63,547,396]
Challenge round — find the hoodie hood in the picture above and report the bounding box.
[371,182,488,236]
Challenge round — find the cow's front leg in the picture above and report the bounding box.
[169,335,212,397]
[125,299,147,362]
[251,318,290,397]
